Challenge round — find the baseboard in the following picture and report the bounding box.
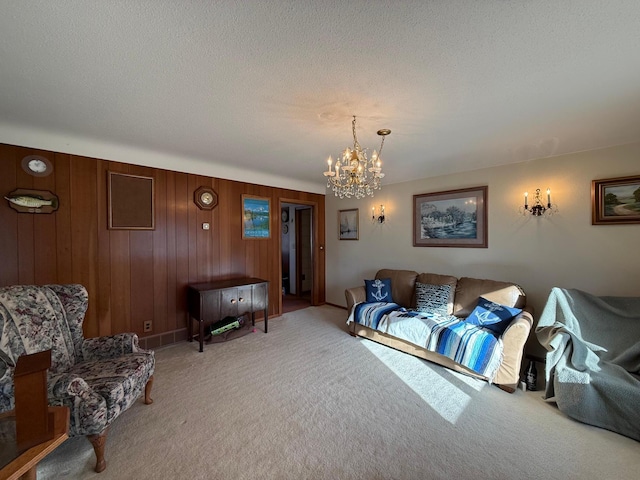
[139,328,188,350]
[325,302,347,310]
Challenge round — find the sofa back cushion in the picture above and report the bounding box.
[415,273,458,313]
[375,269,418,308]
[454,277,526,318]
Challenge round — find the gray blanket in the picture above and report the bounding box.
[536,287,640,441]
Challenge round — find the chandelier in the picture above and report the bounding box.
[323,116,391,199]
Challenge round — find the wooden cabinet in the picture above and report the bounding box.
[187,278,269,352]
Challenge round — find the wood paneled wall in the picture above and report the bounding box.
[0,143,326,342]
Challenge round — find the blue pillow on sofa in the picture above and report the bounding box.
[466,297,522,335]
[364,278,393,303]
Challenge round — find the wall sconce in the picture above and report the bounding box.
[372,205,385,224]
[521,188,557,217]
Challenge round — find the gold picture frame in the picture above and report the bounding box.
[592,175,640,225]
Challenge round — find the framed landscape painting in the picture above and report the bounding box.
[413,186,488,248]
[242,194,271,239]
[592,175,640,225]
[338,208,359,240]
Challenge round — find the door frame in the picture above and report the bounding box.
[278,197,323,315]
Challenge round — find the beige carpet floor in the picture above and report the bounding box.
[39,306,640,479]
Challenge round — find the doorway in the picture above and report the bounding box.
[280,202,312,313]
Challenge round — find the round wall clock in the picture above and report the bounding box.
[281,210,289,222]
[194,186,218,210]
[283,224,289,234]
[22,155,53,177]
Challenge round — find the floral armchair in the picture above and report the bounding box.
[0,284,155,473]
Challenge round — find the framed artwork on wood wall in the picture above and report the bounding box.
[413,186,488,248]
[242,194,271,239]
[108,172,155,230]
[592,175,640,225]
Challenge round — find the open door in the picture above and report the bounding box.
[280,201,313,314]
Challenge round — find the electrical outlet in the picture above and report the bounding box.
[143,321,152,332]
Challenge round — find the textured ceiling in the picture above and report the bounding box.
[1,1,640,194]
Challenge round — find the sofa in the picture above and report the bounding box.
[345,269,533,392]
[0,284,155,472]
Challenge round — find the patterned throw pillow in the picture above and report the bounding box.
[415,282,451,316]
[364,278,393,303]
[465,296,522,335]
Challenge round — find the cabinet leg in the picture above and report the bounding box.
[187,316,192,342]
[264,308,268,333]
[199,320,204,352]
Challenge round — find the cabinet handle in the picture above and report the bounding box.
[239,297,244,302]
[231,299,237,304]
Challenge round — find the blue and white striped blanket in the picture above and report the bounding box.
[348,302,503,381]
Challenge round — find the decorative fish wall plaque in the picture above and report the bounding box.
[4,189,59,214]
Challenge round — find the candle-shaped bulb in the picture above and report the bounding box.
[327,156,333,167]
[524,192,528,209]
[546,188,551,206]
[381,205,385,214]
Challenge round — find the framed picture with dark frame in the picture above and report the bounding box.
[413,186,488,248]
[338,208,359,240]
[108,171,155,230]
[592,175,640,225]
[242,194,271,239]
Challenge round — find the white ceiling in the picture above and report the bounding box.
[1,1,640,194]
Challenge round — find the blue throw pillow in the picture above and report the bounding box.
[364,278,393,303]
[465,297,522,335]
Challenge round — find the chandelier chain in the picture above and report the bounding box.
[351,116,361,152]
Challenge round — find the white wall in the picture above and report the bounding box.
[326,142,640,355]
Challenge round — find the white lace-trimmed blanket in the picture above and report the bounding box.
[348,302,504,381]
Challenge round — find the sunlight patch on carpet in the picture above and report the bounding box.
[360,339,485,424]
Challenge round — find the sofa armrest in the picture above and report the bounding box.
[345,286,366,312]
[493,308,534,389]
[82,332,142,362]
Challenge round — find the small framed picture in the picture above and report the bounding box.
[413,186,488,248]
[592,175,640,225]
[242,194,271,239]
[338,209,359,240]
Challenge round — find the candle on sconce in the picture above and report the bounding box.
[524,192,528,208]
[547,188,551,206]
